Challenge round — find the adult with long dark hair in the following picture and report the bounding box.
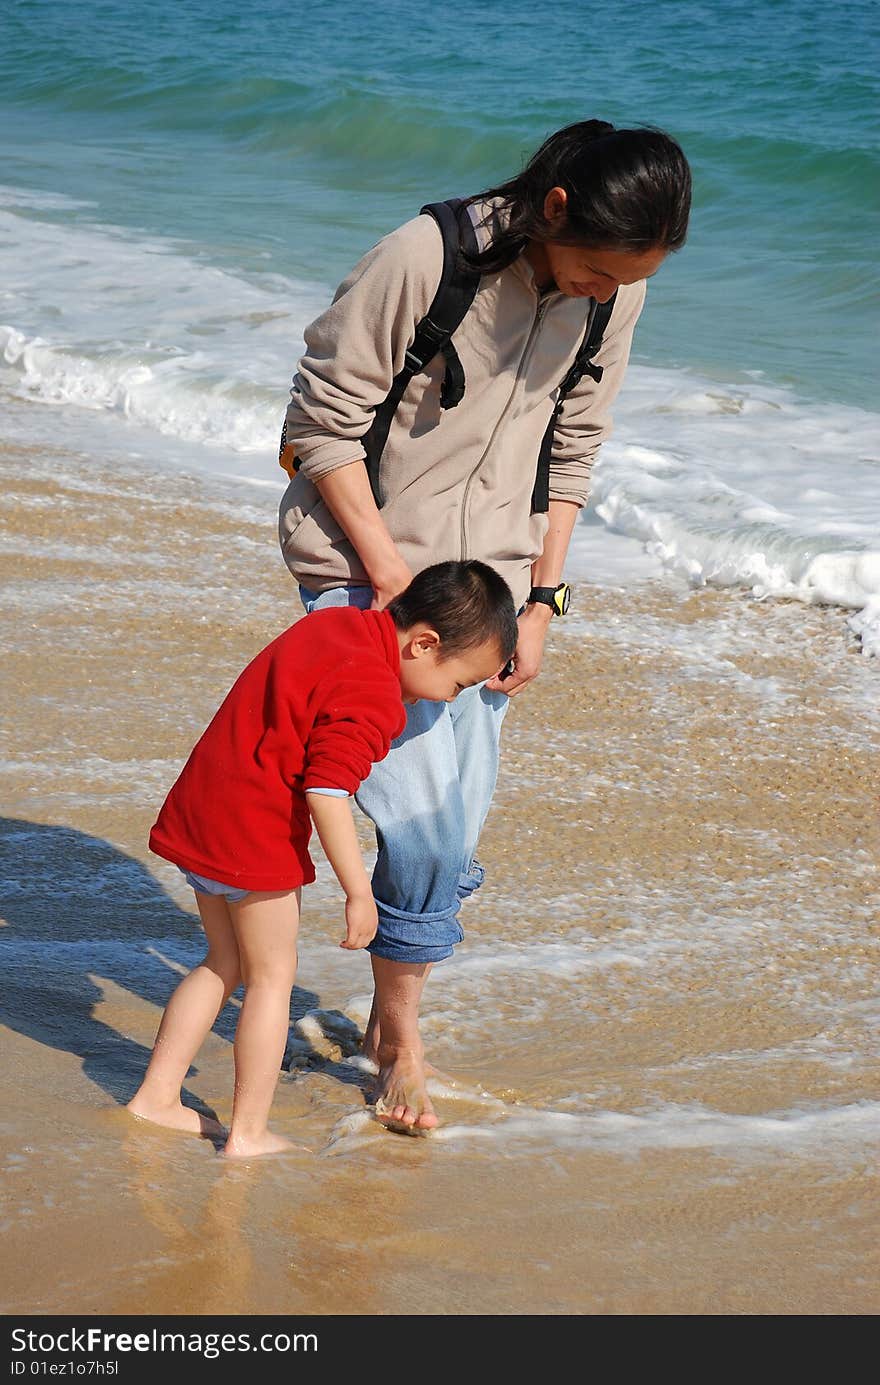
[278,119,692,1132]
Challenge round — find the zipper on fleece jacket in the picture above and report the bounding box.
[459,294,552,561]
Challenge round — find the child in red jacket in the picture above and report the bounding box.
[127,560,517,1157]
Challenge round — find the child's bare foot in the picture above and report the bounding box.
[126,1096,225,1140]
[223,1130,298,1159]
[372,1049,439,1135]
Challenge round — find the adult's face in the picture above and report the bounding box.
[539,240,668,302]
[526,185,668,300]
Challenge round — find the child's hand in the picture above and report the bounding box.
[340,892,378,950]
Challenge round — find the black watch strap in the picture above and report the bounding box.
[527,582,571,616]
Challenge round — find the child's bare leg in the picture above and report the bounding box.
[127,892,241,1137]
[370,957,438,1132]
[224,889,301,1159]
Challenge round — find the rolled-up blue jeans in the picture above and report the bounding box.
[300,584,509,964]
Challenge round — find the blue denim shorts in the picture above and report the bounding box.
[181,869,249,904]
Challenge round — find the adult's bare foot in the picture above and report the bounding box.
[361,1022,450,1084]
[372,1048,439,1134]
[126,1096,225,1140]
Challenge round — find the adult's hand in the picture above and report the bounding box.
[315,462,411,610]
[484,602,553,697]
[369,558,414,611]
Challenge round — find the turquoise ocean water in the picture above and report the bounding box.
[1,0,879,642]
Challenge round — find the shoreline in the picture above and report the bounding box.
[1,438,878,1316]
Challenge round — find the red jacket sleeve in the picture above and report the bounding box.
[303,659,406,794]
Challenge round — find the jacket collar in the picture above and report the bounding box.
[466,195,558,299]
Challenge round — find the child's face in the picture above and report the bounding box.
[398,637,505,705]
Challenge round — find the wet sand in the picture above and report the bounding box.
[1,435,878,1315]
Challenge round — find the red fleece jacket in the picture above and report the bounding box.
[149,606,405,891]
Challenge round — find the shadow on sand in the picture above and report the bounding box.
[0,817,370,1120]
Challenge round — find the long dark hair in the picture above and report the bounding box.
[464,119,692,275]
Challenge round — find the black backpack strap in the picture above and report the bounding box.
[362,199,480,506]
[531,290,618,513]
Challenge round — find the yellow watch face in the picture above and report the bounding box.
[553,584,571,616]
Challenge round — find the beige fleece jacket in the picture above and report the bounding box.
[278,198,646,607]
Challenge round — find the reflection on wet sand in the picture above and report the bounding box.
[118,1129,256,1314]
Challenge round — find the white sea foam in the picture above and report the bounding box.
[316,1069,880,1163]
[431,1097,880,1163]
[0,200,325,475]
[2,195,879,651]
[576,371,880,653]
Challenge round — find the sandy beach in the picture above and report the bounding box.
[1,428,878,1316]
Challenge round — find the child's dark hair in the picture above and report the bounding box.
[388,560,518,663]
[464,119,692,276]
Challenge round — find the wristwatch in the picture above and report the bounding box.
[527,582,571,616]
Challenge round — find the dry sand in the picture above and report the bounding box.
[1,439,878,1315]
